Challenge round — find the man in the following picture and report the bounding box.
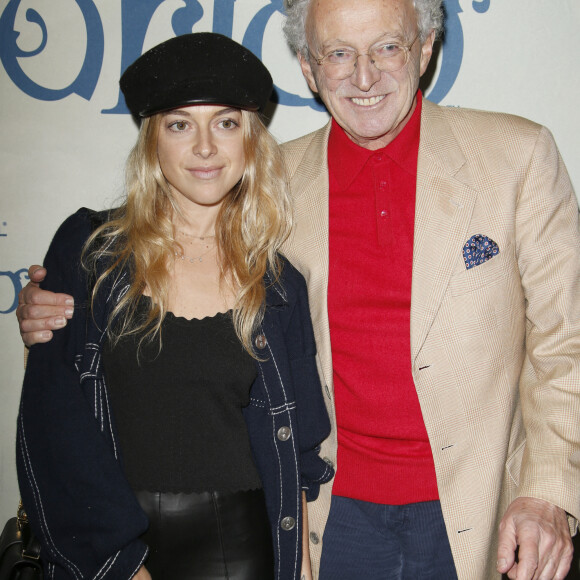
[17,0,580,578]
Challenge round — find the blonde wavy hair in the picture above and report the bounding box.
[83,109,292,357]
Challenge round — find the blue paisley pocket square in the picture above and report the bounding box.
[462,234,500,270]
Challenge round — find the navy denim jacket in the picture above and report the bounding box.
[17,208,333,580]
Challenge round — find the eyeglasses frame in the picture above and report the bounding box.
[309,33,421,79]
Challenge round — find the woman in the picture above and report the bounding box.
[16,33,333,580]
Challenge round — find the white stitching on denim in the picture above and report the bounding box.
[79,336,119,459]
[249,397,267,408]
[270,402,297,415]
[18,414,83,579]
[310,462,333,483]
[264,271,288,303]
[256,358,283,580]
[92,550,119,580]
[262,327,301,580]
[101,375,118,459]
[126,548,149,580]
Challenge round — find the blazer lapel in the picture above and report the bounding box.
[411,101,478,363]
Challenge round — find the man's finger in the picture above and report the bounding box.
[27,265,46,284]
[552,547,574,580]
[19,287,74,309]
[512,534,539,579]
[19,311,68,332]
[22,330,54,348]
[537,534,573,580]
[497,519,518,574]
[18,301,74,321]
[537,554,559,580]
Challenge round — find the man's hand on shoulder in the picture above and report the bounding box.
[497,496,573,580]
[17,265,74,347]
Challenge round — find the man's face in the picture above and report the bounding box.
[299,0,434,150]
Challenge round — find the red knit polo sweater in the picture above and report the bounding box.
[327,92,438,504]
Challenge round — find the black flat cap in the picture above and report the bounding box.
[120,33,273,117]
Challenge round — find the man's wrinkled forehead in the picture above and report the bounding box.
[305,0,419,38]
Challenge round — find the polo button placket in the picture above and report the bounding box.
[309,532,320,545]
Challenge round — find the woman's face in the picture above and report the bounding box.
[156,105,245,212]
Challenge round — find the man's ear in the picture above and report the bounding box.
[298,52,319,94]
[419,30,436,76]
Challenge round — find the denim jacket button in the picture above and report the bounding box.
[277,426,292,441]
[281,516,296,531]
[254,334,267,349]
[322,457,334,469]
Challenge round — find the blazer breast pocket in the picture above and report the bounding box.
[449,241,513,297]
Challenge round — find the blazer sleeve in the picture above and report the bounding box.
[16,208,149,579]
[514,126,580,530]
[282,262,334,502]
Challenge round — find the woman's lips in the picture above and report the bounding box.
[187,166,222,179]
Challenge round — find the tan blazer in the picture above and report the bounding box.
[281,98,580,580]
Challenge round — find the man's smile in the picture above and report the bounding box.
[350,94,386,107]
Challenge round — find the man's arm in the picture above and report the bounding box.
[496,123,580,580]
[17,265,74,346]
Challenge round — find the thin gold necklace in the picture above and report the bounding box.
[178,230,215,241]
[174,244,215,263]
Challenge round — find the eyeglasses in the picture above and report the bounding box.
[310,34,419,80]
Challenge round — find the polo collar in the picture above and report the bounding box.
[328,90,423,190]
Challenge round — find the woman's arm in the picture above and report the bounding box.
[17,209,149,579]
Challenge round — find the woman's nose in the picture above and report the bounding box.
[193,129,217,158]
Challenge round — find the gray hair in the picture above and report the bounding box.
[283,0,444,57]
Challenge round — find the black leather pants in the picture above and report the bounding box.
[135,489,275,580]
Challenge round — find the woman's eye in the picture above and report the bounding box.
[169,120,188,131]
[219,118,239,129]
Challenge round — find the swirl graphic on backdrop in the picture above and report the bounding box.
[103,0,205,114]
[0,269,28,314]
[426,0,490,103]
[0,0,491,112]
[0,0,104,102]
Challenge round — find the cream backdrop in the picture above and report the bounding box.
[1,0,579,533]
